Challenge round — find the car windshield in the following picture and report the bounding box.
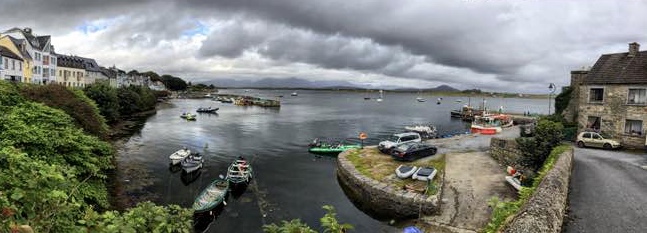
[388,135,401,141]
[395,143,413,151]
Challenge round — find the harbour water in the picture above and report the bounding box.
[114,89,549,232]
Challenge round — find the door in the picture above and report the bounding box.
[591,133,604,148]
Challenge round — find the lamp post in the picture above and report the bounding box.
[548,83,556,115]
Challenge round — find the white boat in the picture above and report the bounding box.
[412,167,437,181]
[505,176,522,191]
[416,97,426,102]
[395,165,418,179]
[405,124,438,139]
[181,153,204,173]
[291,92,298,96]
[169,148,191,165]
[376,90,383,102]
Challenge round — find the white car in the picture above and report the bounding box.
[576,132,621,149]
[378,132,421,153]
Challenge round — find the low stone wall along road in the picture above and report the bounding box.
[564,147,647,233]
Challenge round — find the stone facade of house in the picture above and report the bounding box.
[571,42,647,149]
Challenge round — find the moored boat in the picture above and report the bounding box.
[307,138,361,156]
[181,153,204,173]
[196,107,219,113]
[192,178,229,214]
[404,124,437,139]
[226,156,253,186]
[412,167,437,181]
[169,147,191,165]
[395,165,418,179]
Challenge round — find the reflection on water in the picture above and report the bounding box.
[114,90,549,232]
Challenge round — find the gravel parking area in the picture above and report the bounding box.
[417,127,519,232]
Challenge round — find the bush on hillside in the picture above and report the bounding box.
[515,119,564,172]
[19,84,109,139]
[84,81,120,124]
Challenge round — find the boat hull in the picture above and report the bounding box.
[395,165,418,179]
[193,179,229,213]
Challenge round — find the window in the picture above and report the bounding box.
[625,120,643,136]
[587,116,601,132]
[627,88,647,105]
[589,88,604,102]
[51,69,55,76]
[51,57,56,65]
[19,62,21,71]
[4,58,7,69]
[12,60,15,70]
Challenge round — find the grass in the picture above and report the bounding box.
[346,147,446,196]
[482,144,571,233]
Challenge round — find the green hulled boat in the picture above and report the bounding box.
[192,178,229,213]
[308,138,361,155]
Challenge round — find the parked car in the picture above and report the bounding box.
[576,132,622,149]
[378,132,422,153]
[390,141,438,161]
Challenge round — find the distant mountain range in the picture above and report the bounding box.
[205,77,460,92]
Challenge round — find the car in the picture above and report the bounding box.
[390,141,438,161]
[378,132,422,153]
[576,131,622,149]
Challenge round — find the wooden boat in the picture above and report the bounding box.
[226,157,253,186]
[412,167,437,181]
[395,165,418,179]
[192,178,229,214]
[470,114,512,135]
[169,147,191,165]
[307,138,361,156]
[181,153,204,173]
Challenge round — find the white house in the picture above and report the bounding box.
[2,27,57,85]
[0,45,24,82]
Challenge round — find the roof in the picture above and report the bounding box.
[99,67,117,79]
[5,36,31,60]
[584,50,647,85]
[55,54,85,69]
[0,45,23,61]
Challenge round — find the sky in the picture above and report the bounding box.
[1,0,646,93]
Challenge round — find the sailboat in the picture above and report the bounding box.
[363,89,371,100]
[376,90,383,102]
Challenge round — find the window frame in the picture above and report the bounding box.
[588,86,604,103]
[627,87,647,105]
[624,119,643,137]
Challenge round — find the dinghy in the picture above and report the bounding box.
[169,147,191,165]
[395,165,418,179]
[226,156,253,186]
[192,178,229,214]
[181,153,204,173]
[412,167,437,181]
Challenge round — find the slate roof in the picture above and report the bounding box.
[0,45,23,61]
[99,67,116,79]
[55,54,86,69]
[584,50,647,85]
[5,36,31,60]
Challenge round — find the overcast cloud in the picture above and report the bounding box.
[1,0,646,93]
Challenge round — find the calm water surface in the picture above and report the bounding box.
[115,90,549,232]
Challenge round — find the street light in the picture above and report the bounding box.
[548,83,556,115]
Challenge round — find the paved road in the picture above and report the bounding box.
[563,147,647,233]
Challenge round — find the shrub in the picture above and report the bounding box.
[515,119,563,171]
[84,81,120,124]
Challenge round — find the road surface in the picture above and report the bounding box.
[563,147,647,233]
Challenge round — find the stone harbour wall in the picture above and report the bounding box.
[336,149,440,219]
[503,148,574,233]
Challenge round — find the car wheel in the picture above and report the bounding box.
[430,148,437,155]
[603,143,612,150]
[577,141,585,148]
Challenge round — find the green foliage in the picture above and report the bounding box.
[19,83,110,139]
[0,81,24,107]
[84,81,120,124]
[142,71,161,82]
[160,74,188,91]
[81,201,193,233]
[117,85,157,116]
[554,86,572,115]
[483,145,570,233]
[263,205,352,233]
[515,119,564,171]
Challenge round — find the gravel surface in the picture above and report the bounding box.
[563,147,647,233]
[418,127,519,232]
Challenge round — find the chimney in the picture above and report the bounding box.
[628,42,640,57]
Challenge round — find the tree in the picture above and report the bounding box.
[516,119,564,172]
[127,70,140,76]
[84,81,120,124]
[141,71,161,82]
[554,86,572,116]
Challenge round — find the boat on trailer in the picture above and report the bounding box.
[412,167,437,181]
[395,165,418,179]
[192,178,229,214]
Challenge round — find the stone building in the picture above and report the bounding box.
[567,42,647,149]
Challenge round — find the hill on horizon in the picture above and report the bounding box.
[203,77,460,92]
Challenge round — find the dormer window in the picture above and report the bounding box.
[589,87,604,103]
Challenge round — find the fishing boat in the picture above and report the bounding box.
[169,147,191,165]
[226,156,253,186]
[395,165,418,179]
[192,178,229,214]
[196,107,219,113]
[470,114,512,135]
[181,153,204,173]
[412,167,437,181]
[307,138,361,156]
